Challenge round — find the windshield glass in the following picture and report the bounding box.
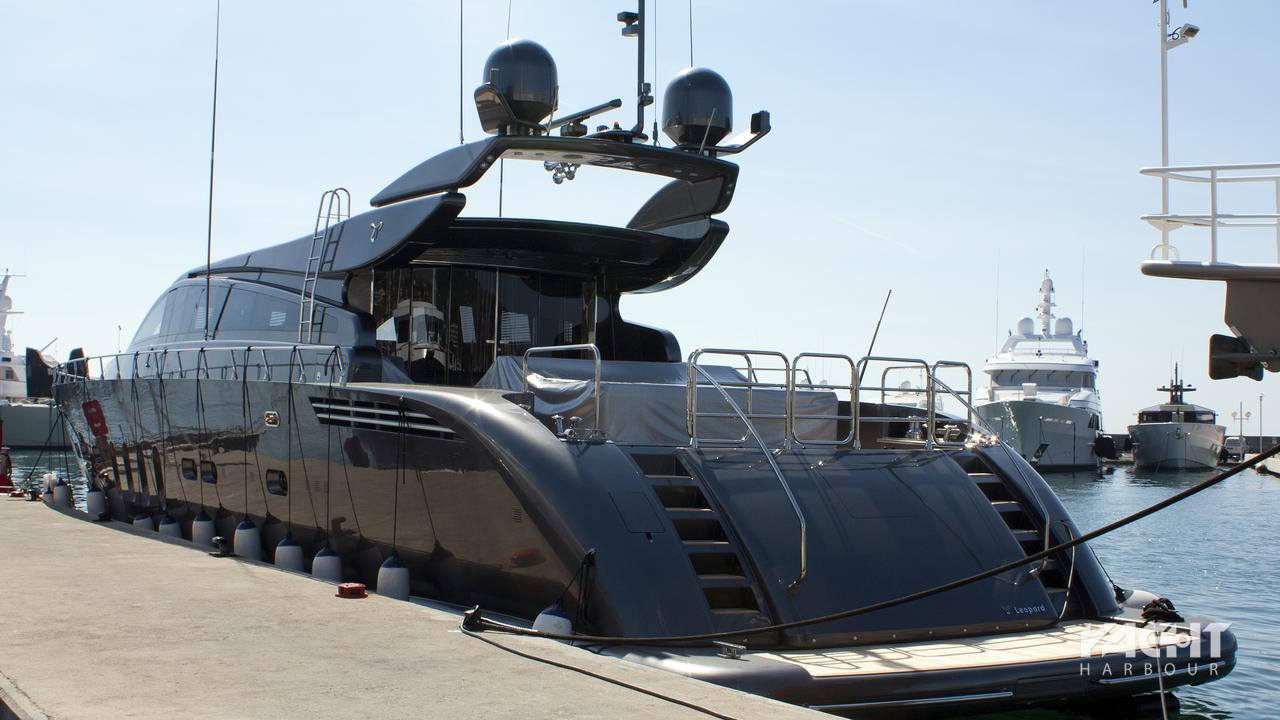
[989,369,1094,389]
[373,265,594,386]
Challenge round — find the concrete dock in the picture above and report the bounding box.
[0,498,822,720]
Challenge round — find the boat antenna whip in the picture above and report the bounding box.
[462,441,1280,646]
[857,289,892,383]
[203,0,222,341]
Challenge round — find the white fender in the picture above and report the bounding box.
[85,486,109,519]
[274,537,304,572]
[311,547,342,582]
[376,554,410,601]
[233,519,262,561]
[51,479,72,509]
[131,513,153,530]
[532,603,573,636]
[191,511,216,548]
[158,514,182,538]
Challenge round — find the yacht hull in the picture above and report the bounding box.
[50,363,1232,714]
[1128,422,1225,470]
[0,402,68,449]
[975,400,1098,471]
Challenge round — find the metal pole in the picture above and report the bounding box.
[1260,393,1265,449]
[636,0,646,134]
[1210,169,1219,263]
[1159,0,1171,260]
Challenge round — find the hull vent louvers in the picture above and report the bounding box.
[309,398,457,440]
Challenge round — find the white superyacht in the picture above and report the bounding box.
[0,272,65,449]
[976,271,1103,471]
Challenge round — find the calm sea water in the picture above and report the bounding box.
[7,451,1274,717]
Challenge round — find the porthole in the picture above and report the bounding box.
[265,469,287,496]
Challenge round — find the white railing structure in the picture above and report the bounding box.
[1141,162,1280,267]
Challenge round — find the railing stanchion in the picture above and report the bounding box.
[1210,168,1219,264]
[522,344,603,437]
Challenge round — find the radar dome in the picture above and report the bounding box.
[1054,317,1074,336]
[661,67,732,147]
[1016,317,1034,335]
[481,39,558,124]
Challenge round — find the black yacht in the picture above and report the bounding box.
[54,12,1234,717]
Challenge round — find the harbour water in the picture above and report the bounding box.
[7,450,1273,718]
[984,465,1278,720]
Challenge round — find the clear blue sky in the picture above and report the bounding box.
[3,1,1279,432]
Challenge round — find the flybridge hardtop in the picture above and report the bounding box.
[191,138,741,295]
[192,43,770,297]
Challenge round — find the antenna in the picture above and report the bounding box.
[687,0,694,66]
[858,289,893,383]
[618,2,654,137]
[203,0,222,342]
[458,0,464,145]
[652,0,659,144]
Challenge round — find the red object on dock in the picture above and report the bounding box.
[336,583,367,599]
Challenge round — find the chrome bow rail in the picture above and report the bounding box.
[53,345,348,387]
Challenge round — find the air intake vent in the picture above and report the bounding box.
[309,398,457,440]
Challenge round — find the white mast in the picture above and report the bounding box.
[1035,270,1056,336]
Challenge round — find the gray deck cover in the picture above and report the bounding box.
[478,356,837,446]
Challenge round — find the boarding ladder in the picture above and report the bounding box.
[298,188,350,343]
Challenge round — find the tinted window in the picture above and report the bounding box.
[372,267,591,386]
[157,285,229,343]
[216,287,300,342]
[131,296,167,347]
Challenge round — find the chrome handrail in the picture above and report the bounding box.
[688,348,791,447]
[930,376,999,445]
[691,362,807,592]
[522,344,602,436]
[51,345,348,386]
[931,359,974,443]
[860,356,936,450]
[789,352,857,447]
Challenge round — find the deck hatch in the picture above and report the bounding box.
[309,398,457,439]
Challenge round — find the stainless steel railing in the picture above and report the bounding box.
[687,350,983,452]
[522,344,603,439]
[859,357,937,450]
[687,349,792,447]
[790,352,857,447]
[53,344,348,387]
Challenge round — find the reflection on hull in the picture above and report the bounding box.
[975,400,1098,471]
[1128,422,1225,471]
